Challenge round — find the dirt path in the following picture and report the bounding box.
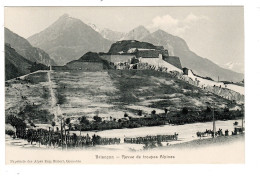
[6,70,49,83]
[47,68,58,121]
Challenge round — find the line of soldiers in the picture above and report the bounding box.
[13,128,120,148]
[124,133,179,144]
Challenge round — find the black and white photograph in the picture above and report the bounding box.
[3,6,247,164]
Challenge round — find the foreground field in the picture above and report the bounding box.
[5,119,243,150]
[169,133,244,149]
[5,133,244,164]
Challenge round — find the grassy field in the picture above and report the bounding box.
[51,70,121,119]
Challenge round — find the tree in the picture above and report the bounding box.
[224,107,230,113]
[206,106,211,113]
[138,110,142,116]
[164,108,168,114]
[51,121,56,130]
[7,115,26,129]
[124,112,128,117]
[65,118,71,125]
[151,110,156,115]
[93,116,102,123]
[182,107,189,115]
[80,116,90,126]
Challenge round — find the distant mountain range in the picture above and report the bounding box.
[24,14,243,82]
[5,28,55,66]
[141,30,244,82]
[100,28,125,41]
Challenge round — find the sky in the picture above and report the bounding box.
[4,6,244,73]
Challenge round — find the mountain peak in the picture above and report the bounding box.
[135,25,147,30]
[154,29,169,35]
[27,15,112,66]
[132,25,150,33]
[56,13,81,24]
[59,13,70,19]
[123,25,150,40]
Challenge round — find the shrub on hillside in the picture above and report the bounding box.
[5,129,15,136]
[6,115,26,129]
[182,107,189,115]
[138,110,143,116]
[93,116,102,123]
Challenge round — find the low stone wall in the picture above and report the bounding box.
[179,74,244,103]
[100,54,134,63]
[163,56,182,70]
[66,61,104,71]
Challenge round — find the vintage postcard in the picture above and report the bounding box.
[4,6,245,164]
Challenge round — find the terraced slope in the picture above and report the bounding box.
[5,70,241,125]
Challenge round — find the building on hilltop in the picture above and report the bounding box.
[99,53,135,63]
[135,50,162,59]
[98,40,183,72]
[66,52,110,71]
[66,60,104,71]
[108,40,169,56]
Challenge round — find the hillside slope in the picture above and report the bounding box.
[5,44,32,80]
[5,69,243,126]
[5,28,55,66]
[27,14,112,65]
[107,70,238,114]
[5,44,49,80]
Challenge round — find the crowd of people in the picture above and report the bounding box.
[124,133,178,144]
